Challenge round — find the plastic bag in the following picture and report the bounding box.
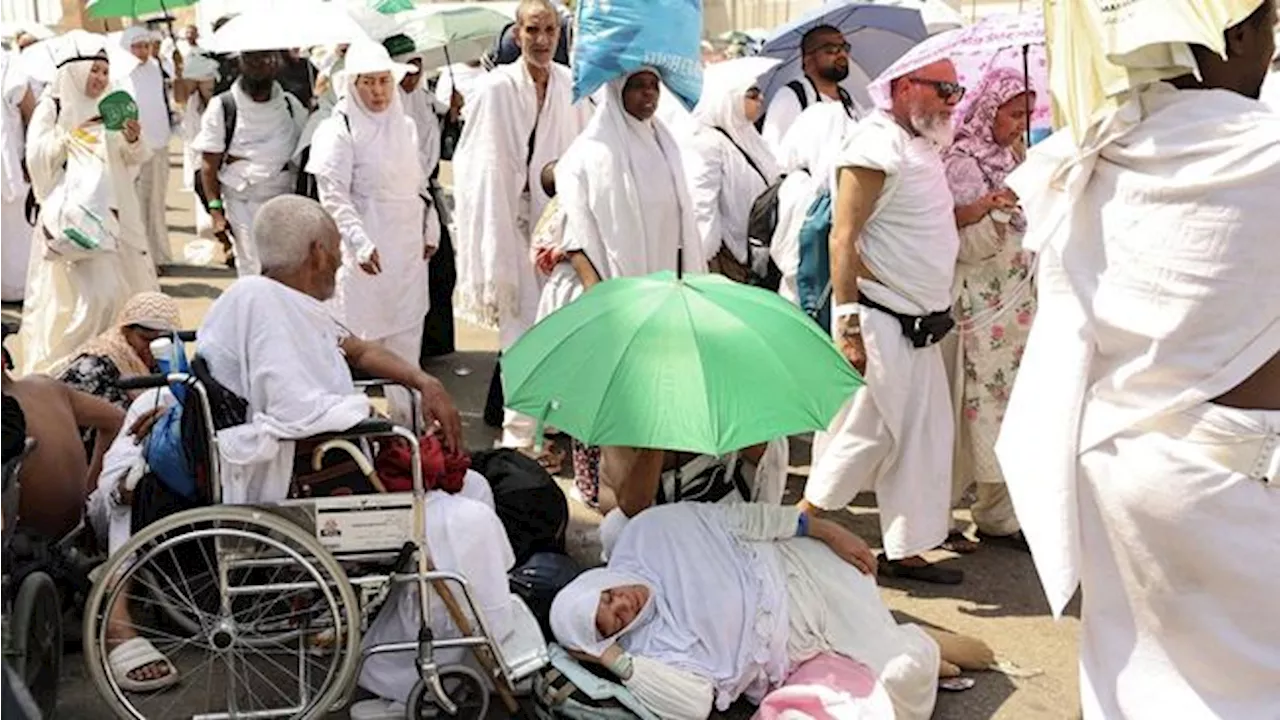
[39,128,119,261]
[572,0,703,110]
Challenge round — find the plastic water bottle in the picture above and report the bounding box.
[150,336,187,402]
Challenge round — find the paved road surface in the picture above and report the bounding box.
[2,144,1082,719]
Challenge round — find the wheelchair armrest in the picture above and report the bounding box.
[118,374,175,390]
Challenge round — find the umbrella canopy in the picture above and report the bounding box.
[867,11,1050,130]
[370,0,414,13]
[353,2,513,69]
[855,0,965,36]
[502,272,864,456]
[757,2,928,111]
[209,0,370,53]
[21,30,109,85]
[87,0,198,19]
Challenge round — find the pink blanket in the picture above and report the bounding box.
[754,653,896,720]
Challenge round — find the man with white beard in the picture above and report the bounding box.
[798,59,967,584]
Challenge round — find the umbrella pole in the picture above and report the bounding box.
[444,45,456,93]
[1022,44,1031,147]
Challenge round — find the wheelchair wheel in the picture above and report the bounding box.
[83,506,360,720]
[10,571,62,717]
[405,666,489,719]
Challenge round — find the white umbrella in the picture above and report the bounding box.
[20,30,109,85]
[209,0,371,54]
[851,0,966,36]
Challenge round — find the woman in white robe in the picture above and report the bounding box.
[551,503,993,720]
[307,40,431,426]
[20,35,158,374]
[543,68,706,312]
[684,65,779,282]
[1,49,34,302]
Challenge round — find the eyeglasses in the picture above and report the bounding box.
[807,41,851,57]
[907,77,965,104]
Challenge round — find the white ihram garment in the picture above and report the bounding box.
[769,103,857,305]
[20,57,159,374]
[803,111,959,560]
[197,276,371,505]
[308,70,429,425]
[452,60,588,447]
[116,58,172,264]
[452,60,589,333]
[999,84,1280,719]
[191,81,306,276]
[1,50,32,301]
[358,471,516,704]
[400,83,445,248]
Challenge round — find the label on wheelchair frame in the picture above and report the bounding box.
[309,496,415,554]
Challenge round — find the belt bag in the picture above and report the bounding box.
[858,294,955,348]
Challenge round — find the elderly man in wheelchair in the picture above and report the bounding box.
[85,196,546,720]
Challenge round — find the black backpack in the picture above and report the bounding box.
[469,448,569,565]
[508,552,582,641]
[192,91,303,206]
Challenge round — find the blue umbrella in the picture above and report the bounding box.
[757,2,927,110]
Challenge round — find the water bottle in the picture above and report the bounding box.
[150,336,187,402]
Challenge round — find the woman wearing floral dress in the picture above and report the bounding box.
[940,67,1036,552]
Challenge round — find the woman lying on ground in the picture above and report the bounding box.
[551,503,993,720]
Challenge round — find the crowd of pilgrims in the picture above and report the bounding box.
[3,0,1278,717]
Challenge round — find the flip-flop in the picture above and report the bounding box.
[975,529,1031,553]
[939,531,980,554]
[878,556,964,585]
[108,637,180,693]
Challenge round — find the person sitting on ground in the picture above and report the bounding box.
[55,291,182,409]
[551,503,994,720]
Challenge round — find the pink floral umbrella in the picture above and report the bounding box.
[866,10,1050,131]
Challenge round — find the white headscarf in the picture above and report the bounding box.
[49,36,109,131]
[692,65,779,180]
[557,69,707,279]
[330,40,420,195]
[549,504,789,710]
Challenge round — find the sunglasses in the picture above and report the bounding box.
[744,88,763,100]
[807,41,851,56]
[907,77,966,104]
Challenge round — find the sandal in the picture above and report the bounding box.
[878,555,964,585]
[939,531,980,554]
[975,529,1031,553]
[108,637,180,693]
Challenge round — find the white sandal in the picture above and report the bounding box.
[108,637,180,693]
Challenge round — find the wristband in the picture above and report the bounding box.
[833,303,860,320]
[607,650,634,680]
[796,512,810,538]
[206,199,224,211]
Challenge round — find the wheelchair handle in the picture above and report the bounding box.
[118,373,189,390]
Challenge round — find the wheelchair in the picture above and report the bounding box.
[80,363,549,720]
[3,438,65,719]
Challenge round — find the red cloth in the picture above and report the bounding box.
[375,434,470,493]
[533,246,567,276]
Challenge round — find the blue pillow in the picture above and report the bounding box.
[572,0,703,110]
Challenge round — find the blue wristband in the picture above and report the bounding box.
[797,512,810,538]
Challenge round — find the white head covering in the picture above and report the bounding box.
[549,504,790,710]
[49,31,109,130]
[328,39,420,195]
[692,58,780,179]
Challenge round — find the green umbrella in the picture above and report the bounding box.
[87,0,198,19]
[369,0,414,14]
[502,271,864,456]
